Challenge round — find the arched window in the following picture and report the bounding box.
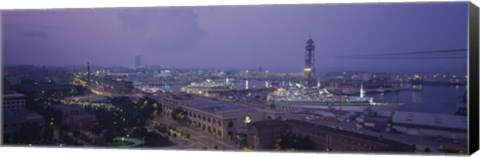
[228,121,234,128]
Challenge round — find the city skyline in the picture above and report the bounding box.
[3,2,468,73]
[2,2,474,153]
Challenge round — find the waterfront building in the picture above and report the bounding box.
[152,93,284,141]
[247,120,413,152]
[102,77,134,94]
[390,111,467,139]
[247,120,290,150]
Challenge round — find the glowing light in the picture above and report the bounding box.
[413,74,422,80]
[244,116,252,124]
[304,68,312,72]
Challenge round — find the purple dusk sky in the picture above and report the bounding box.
[2,2,468,74]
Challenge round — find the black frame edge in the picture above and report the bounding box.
[469,1,479,155]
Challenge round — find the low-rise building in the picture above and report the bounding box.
[247,120,290,150]
[3,109,45,134]
[391,111,467,139]
[3,92,44,134]
[53,104,97,130]
[3,92,27,112]
[98,76,134,94]
[247,120,413,152]
[153,93,284,141]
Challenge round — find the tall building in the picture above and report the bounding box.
[135,55,141,68]
[304,37,317,87]
[87,62,90,86]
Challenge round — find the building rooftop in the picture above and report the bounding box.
[188,100,250,114]
[3,92,25,99]
[77,96,111,103]
[249,120,288,128]
[392,111,467,131]
[284,120,410,147]
[25,111,44,120]
[53,104,83,111]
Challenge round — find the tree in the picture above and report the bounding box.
[300,135,316,150]
[144,132,159,146]
[277,132,316,151]
[103,129,116,142]
[73,130,81,137]
[42,127,55,141]
[171,108,187,123]
[10,124,42,144]
[424,147,431,153]
[131,127,148,138]
[144,131,174,147]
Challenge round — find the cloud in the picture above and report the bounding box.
[23,30,48,38]
[118,8,207,53]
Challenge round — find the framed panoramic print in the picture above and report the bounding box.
[1,1,479,156]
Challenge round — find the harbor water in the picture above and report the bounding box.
[366,85,466,115]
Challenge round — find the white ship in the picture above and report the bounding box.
[269,85,376,106]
